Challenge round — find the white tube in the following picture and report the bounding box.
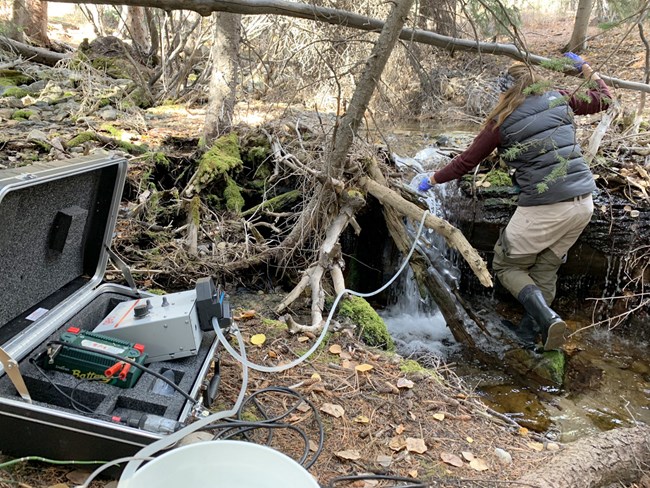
[214,210,430,373]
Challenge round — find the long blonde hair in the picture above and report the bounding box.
[485,64,543,129]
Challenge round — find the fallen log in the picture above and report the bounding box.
[516,424,650,488]
[0,37,68,66]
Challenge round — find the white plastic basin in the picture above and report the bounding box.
[120,440,320,488]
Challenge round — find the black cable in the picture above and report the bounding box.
[198,387,325,469]
[327,474,428,487]
[46,340,196,404]
[29,358,114,421]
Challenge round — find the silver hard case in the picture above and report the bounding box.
[0,154,219,460]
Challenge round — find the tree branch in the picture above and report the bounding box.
[46,0,650,93]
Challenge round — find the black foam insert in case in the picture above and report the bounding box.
[0,154,219,461]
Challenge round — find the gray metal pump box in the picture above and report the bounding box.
[94,290,203,363]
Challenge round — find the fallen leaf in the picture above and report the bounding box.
[239,309,256,319]
[309,440,319,452]
[341,359,351,369]
[376,454,393,467]
[355,363,373,373]
[268,350,277,358]
[354,415,370,423]
[432,412,445,421]
[66,470,91,485]
[408,470,418,478]
[250,334,266,346]
[528,441,544,452]
[296,401,310,412]
[546,442,560,451]
[395,424,405,434]
[340,351,352,360]
[396,378,414,389]
[469,458,489,471]
[440,452,463,467]
[335,449,361,460]
[321,403,345,418]
[388,436,406,451]
[329,344,342,354]
[298,336,310,342]
[406,437,427,454]
[461,451,474,462]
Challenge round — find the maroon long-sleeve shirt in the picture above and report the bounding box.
[433,79,612,183]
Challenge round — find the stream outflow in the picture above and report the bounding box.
[380,145,650,441]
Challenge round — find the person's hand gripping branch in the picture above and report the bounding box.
[417,173,437,192]
[563,52,601,80]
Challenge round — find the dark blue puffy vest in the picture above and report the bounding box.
[498,90,596,206]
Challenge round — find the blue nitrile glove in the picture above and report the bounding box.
[563,52,587,70]
[417,174,434,192]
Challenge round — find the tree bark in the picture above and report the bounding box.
[360,176,493,288]
[123,6,150,56]
[203,12,242,143]
[0,36,66,66]
[10,0,49,46]
[45,0,650,93]
[326,0,414,178]
[516,424,650,488]
[564,0,595,53]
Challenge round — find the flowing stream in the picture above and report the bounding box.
[379,133,650,442]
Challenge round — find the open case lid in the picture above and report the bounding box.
[0,153,128,345]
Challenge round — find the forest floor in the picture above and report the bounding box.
[0,10,649,488]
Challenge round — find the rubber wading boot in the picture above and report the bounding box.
[517,285,567,351]
[503,313,540,347]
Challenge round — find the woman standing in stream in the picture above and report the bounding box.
[417,54,612,351]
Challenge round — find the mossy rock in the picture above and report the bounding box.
[2,86,28,98]
[66,131,96,147]
[338,296,395,350]
[0,69,33,87]
[196,132,243,192]
[11,109,35,121]
[224,176,244,214]
[128,85,154,109]
[504,348,565,386]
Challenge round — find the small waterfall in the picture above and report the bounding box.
[380,173,463,360]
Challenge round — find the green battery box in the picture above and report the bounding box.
[44,328,147,388]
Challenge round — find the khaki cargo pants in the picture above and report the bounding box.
[492,196,593,305]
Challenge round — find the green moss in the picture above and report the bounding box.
[261,318,287,329]
[240,408,262,422]
[196,132,243,191]
[147,289,167,295]
[189,195,201,225]
[241,190,301,217]
[147,151,171,167]
[484,169,512,187]
[338,296,394,350]
[224,176,244,214]
[399,359,426,374]
[11,109,35,121]
[2,86,28,98]
[118,140,148,155]
[128,85,153,109]
[91,56,133,80]
[67,131,97,147]
[0,69,33,86]
[100,123,122,138]
[534,350,565,386]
